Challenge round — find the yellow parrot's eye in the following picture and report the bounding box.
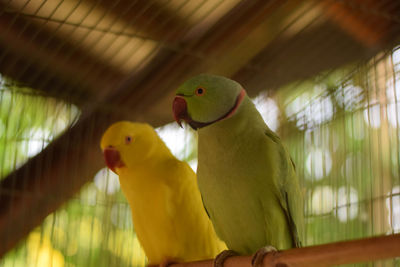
[125,136,133,144]
[195,87,206,96]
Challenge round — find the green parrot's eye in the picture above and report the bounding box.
[195,87,206,96]
[125,136,133,144]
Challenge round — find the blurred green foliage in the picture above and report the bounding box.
[0,78,80,178]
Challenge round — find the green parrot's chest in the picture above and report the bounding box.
[197,125,288,254]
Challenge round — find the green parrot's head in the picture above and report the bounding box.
[172,74,246,130]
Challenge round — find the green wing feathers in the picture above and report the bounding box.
[264,130,304,248]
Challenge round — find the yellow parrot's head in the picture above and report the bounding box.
[100,121,160,174]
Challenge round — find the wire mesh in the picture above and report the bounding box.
[0,77,80,179]
[0,0,399,266]
[275,47,400,266]
[0,75,197,267]
[0,75,144,266]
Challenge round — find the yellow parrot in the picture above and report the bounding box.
[100,121,226,266]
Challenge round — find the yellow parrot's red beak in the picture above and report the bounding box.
[103,147,125,174]
[172,96,192,128]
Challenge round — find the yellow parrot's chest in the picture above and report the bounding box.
[119,173,182,264]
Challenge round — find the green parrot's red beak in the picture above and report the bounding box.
[103,146,125,174]
[172,89,247,130]
[172,96,191,128]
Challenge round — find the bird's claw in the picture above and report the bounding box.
[251,246,277,267]
[214,249,239,267]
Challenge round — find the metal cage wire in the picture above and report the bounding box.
[0,0,400,266]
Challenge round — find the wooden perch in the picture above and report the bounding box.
[166,234,400,267]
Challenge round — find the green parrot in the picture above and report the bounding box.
[172,74,304,267]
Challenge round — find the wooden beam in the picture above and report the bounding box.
[118,0,305,119]
[94,0,189,42]
[161,234,400,267]
[0,110,115,257]
[321,0,399,47]
[232,0,400,96]
[233,21,368,95]
[201,0,317,77]
[0,8,124,105]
